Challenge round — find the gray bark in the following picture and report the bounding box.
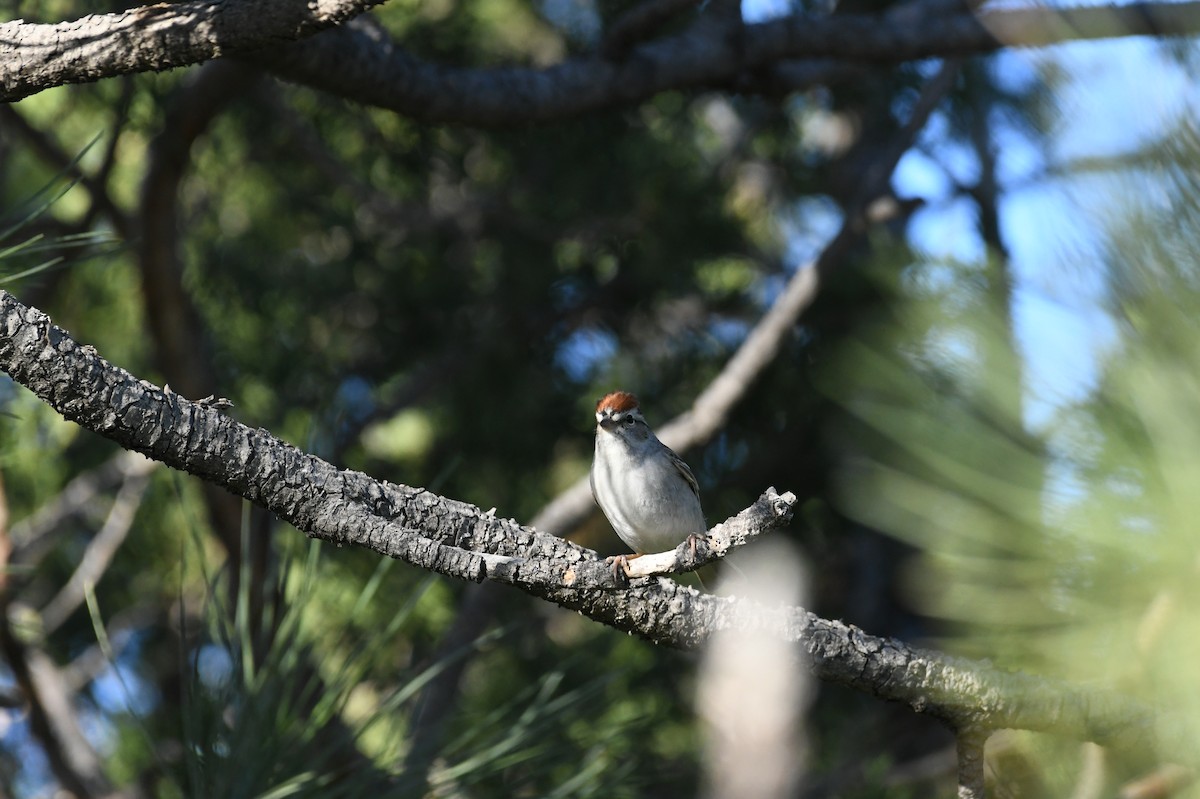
[0,288,1188,766]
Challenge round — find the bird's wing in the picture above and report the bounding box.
[669,450,700,498]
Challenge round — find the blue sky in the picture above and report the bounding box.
[903,35,1193,429]
[736,1,1196,433]
[557,3,1191,433]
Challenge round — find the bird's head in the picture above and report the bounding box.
[595,391,648,439]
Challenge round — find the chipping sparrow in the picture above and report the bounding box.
[590,391,708,581]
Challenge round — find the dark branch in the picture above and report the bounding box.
[602,0,701,57]
[0,607,115,798]
[6,2,1200,114]
[0,0,387,102]
[956,728,989,799]
[254,2,1200,125]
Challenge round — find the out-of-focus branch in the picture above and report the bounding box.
[533,59,959,540]
[0,471,9,588]
[699,542,810,799]
[602,0,701,57]
[0,106,132,240]
[1119,764,1194,799]
[739,59,869,98]
[39,468,151,634]
[28,647,123,795]
[6,1,1200,115]
[0,0,388,102]
[255,3,1200,126]
[1,466,117,797]
[0,529,122,799]
[10,451,156,569]
[138,59,258,401]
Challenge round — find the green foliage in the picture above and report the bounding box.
[174,537,666,798]
[827,120,1200,785]
[0,162,119,286]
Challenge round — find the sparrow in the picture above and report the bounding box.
[590,390,709,584]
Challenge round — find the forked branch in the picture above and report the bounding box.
[0,289,1188,767]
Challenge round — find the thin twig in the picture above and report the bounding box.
[617,489,797,578]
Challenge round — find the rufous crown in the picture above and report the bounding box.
[595,391,640,415]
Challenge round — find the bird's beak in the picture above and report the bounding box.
[598,413,618,430]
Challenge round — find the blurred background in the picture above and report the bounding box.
[2,0,1200,796]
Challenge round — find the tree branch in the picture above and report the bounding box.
[0,0,387,103]
[0,288,1190,765]
[254,2,1200,125]
[39,466,151,635]
[6,2,1200,114]
[602,0,701,57]
[616,489,794,579]
[956,727,989,799]
[0,594,117,798]
[0,105,132,240]
[10,451,156,570]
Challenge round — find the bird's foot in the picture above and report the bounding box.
[605,553,642,581]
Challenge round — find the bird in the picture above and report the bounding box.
[589,390,710,585]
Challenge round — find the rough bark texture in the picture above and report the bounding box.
[956,729,988,799]
[0,289,1187,764]
[0,0,386,102]
[5,1,1200,117]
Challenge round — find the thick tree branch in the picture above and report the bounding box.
[0,0,387,102]
[0,289,789,631]
[0,288,1191,765]
[5,2,1200,114]
[255,2,1200,125]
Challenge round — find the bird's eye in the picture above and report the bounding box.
[623,416,636,426]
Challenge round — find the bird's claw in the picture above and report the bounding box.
[605,553,641,582]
